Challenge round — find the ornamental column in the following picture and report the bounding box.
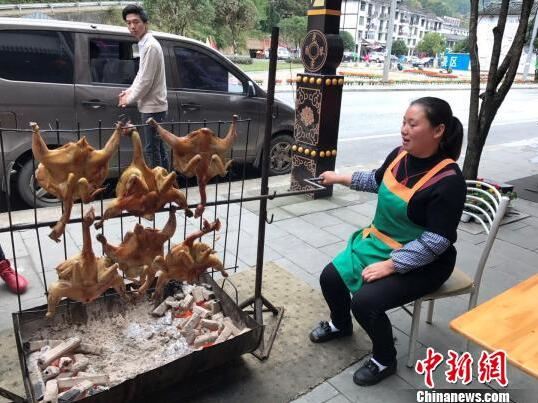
[290,0,344,198]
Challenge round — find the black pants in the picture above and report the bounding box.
[320,260,453,365]
[0,245,5,261]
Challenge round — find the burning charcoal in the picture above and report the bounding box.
[165,299,180,309]
[43,365,60,381]
[223,318,241,336]
[200,319,220,331]
[57,380,93,403]
[57,374,109,389]
[211,312,224,321]
[26,339,63,353]
[180,328,198,344]
[192,305,210,319]
[193,331,219,348]
[77,343,103,355]
[57,372,74,379]
[202,288,215,301]
[72,354,89,374]
[164,280,183,298]
[205,300,221,315]
[215,325,233,344]
[173,291,185,300]
[43,379,58,403]
[87,385,108,396]
[152,296,175,317]
[201,282,213,290]
[191,286,205,303]
[179,294,194,311]
[38,337,81,369]
[183,313,201,331]
[59,357,73,372]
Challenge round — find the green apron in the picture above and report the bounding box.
[333,151,454,293]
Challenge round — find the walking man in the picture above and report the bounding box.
[119,4,169,168]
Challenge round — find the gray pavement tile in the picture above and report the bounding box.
[324,394,352,403]
[290,380,340,403]
[300,212,345,228]
[476,264,534,303]
[327,356,415,403]
[229,244,282,267]
[282,243,332,275]
[347,200,377,218]
[487,239,538,268]
[281,199,341,216]
[274,217,341,248]
[323,223,359,241]
[0,231,27,260]
[327,208,372,228]
[319,241,347,260]
[496,225,538,251]
[267,207,297,222]
[273,257,321,290]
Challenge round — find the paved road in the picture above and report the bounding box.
[276,88,538,169]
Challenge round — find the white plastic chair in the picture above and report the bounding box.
[405,180,511,367]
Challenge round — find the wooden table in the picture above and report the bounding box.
[450,273,538,379]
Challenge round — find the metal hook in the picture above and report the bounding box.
[268,190,277,200]
[265,213,274,224]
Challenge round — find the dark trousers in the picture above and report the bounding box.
[320,260,453,365]
[141,111,169,169]
[0,245,5,261]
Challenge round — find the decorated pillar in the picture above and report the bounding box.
[290,0,344,198]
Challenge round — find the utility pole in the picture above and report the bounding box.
[383,0,398,82]
[523,5,538,81]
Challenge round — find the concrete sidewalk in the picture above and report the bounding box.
[1,133,537,401]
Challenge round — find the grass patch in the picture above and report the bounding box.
[239,59,304,72]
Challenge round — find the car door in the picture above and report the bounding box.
[168,43,263,161]
[73,33,180,171]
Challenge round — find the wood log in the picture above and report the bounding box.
[192,286,205,303]
[72,354,89,373]
[42,366,60,381]
[152,296,175,317]
[43,379,59,403]
[56,374,109,389]
[215,325,233,344]
[193,331,219,348]
[183,312,201,331]
[192,305,210,318]
[179,294,194,310]
[38,337,81,369]
[200,319,220,331]
[57,380,93,403]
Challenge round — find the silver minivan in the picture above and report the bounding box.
[0,17,295,207]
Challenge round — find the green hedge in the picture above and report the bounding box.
[226,55,253,64]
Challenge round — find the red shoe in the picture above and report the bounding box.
[0,259,28,294]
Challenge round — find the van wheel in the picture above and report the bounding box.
[269,134,293,175]
[17,159,61,208]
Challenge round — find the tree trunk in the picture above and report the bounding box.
[463,0,535,179]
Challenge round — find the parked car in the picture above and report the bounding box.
[412,57,434,68]
[342,51,359,62]
[369,51,385,63]
[0,18,295,207]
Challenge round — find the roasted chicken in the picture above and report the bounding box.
[46,207,126,318]
[147,115,238,218]
[31,122,122,242]
[138,219,227,300]
[95,124,192,228]
[96,206,177,285]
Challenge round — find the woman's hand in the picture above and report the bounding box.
[362,259,396,283]
[319,171,352,186]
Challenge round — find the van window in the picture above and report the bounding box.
[89,39,138,84]
[0,30,74,84]
[174,47,244,94]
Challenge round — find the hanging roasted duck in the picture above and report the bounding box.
[95,123,192,228]
[31,122,122,242]
[137,218,227,300]
[46,207,126,318]
[96,206,177,286]
[146,115,238,218]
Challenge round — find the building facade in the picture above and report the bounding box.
[340,0,446,54]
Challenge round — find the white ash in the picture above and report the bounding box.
[27,299,194,386]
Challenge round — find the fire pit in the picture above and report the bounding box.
[12,275,262,402]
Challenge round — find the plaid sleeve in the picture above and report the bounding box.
[350,170,379,193]
[390,231,451,274]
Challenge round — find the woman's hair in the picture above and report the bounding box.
[122,4,149,23]
[410,97,463,160]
